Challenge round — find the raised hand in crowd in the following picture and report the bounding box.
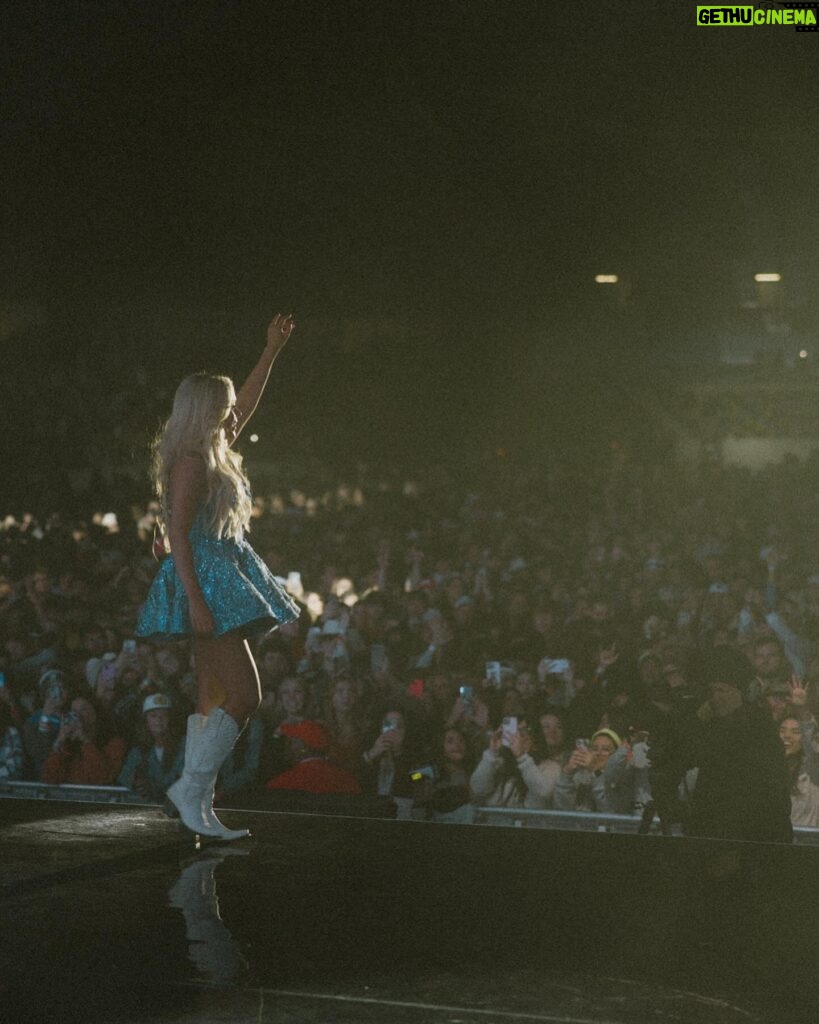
[788,674,810,713]
[447,693,488,731]
[597,643,619,674]
[366,727,399,762]
[563,744,593,774]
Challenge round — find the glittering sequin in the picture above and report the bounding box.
[136,517,299,641]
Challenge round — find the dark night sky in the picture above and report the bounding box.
[2,1,819,479]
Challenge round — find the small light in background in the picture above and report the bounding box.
[754,273,781,283]
[249,433,259,443]
[594,274,619,284]
[799,350,808,360]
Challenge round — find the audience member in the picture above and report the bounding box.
[265,720,361,794]
[469,717,557,810]
[118,692,184,800]
[553,729,635,814]
[259,675,309,780]
[323,674,367,775]
[676,648,792,842]
[427,725,476,823]
[40,695,127,786]
[361,707,430,818]
[531,710,569,785]
[779,676,819,827]
[23,669,70,777]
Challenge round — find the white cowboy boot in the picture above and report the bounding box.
[187,712,232,833]
[197,707,250,841]
[167,710,249,841]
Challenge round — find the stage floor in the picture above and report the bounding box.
[1,799,814,1024]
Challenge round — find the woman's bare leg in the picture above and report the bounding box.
[194,633,261,726]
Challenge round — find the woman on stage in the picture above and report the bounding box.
[136,314,301,839]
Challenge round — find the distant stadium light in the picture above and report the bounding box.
[595,274,619,284]
[754,273,781,283]
[250,434,259,443]
[799,350,808,360]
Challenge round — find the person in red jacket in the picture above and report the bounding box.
[265,720,362,794]
[40,696,126,786]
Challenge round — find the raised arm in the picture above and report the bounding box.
[228,313,295,445]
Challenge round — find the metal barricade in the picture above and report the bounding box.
[476,805,819,845]
[0,780,149,805]
[476,805,668,833]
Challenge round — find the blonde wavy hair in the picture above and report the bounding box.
[151,373,252,540]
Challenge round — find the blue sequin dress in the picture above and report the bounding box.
[136,505,300,642]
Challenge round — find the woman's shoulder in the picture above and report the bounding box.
[167,453,208,501]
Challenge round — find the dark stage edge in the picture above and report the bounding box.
[1,800,816,1024]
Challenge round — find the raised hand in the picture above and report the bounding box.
[447,695,469,726]
[788,673,809,708]
[598,643,619,671]
[266,313,295,350]
[368,730,394,760]
[564,747,593,773]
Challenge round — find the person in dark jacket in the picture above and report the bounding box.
[682,647,792,843]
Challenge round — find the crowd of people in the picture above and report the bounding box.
[2,447,819,840]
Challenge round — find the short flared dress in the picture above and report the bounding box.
[135,507,300,642]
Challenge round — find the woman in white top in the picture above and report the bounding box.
[469,718,558,809]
